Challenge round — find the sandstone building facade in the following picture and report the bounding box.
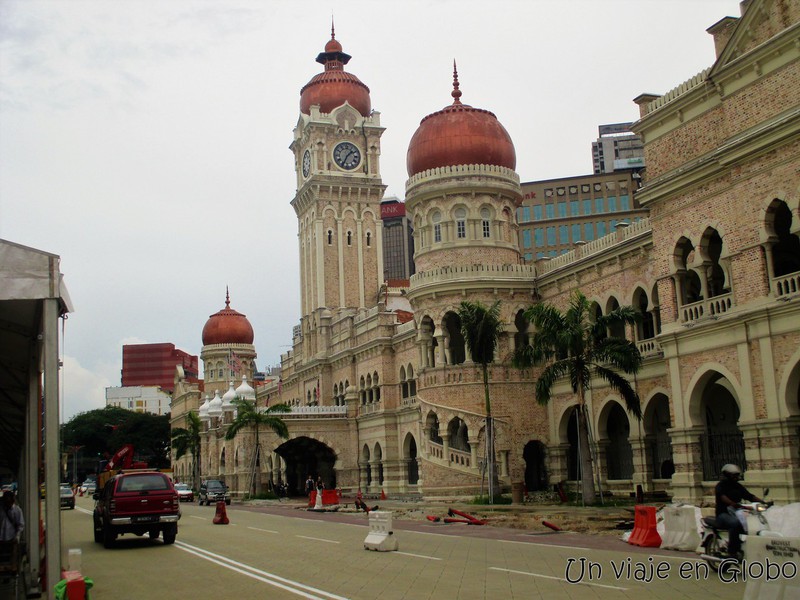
[171,0,800,504]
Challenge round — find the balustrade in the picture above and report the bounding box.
[681,292,732,323]
[774,271,800,298]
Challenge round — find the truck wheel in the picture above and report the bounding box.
[163,524,177,545]
[225,499,231,506]
[148,528,160,540]
[93,520,103,544]
[102,525,116,549]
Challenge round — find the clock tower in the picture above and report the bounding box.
[290,27,386,342]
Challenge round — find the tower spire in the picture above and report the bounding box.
[452,60,462,105]
[225,286,230,308]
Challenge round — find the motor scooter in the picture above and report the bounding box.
[699,488,777,572]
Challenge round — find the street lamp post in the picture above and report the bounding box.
[70,445,84,487]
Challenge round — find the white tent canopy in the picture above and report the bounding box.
[0,238,73,597]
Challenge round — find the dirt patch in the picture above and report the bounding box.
[387,504,636,537]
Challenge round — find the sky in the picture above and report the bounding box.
[0,0,740,420]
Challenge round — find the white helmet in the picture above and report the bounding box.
[721,464,741,478]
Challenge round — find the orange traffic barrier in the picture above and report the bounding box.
[628,505,661,547]
[380,489,386,500]
[212,500,229,525]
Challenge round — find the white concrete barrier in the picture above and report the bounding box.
[742,535,800,599]
[660,505,701,551]
[364,511,398,552]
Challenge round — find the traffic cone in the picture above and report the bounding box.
[380,489,386,500]
[212,500,229,525]
[78,488,84,497]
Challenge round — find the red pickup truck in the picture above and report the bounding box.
[93,470,181,548]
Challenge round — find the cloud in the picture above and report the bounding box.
[61,355,112,420]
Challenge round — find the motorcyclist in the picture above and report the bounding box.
[714,464,763,558]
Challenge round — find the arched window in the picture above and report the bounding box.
[327,230,333,245]
[400,366,408,399]
[433,211,442,243]
[455,208,467,239]
[347,231,352,246]
[408,364,416,397]
[366,231,372,247]
[481,208,491,238]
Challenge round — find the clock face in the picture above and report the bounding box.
[333,142,361,170]
[302,150,311,178]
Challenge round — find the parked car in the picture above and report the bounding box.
[198,479,230,505]
[174,483,194,502]
[81,480,97,494]
[59,485,75,509]
[93,470,180,548]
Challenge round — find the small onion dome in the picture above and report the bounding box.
[406,62,516,177]
[235,375,255,400]
[299,25,371,117]
[222,382,236,413]
[202,289,254,346]
[207,390,223,418]
[199,395,211,422]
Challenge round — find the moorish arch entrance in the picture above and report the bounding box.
[698,373,745,480]
[275,436,337,495]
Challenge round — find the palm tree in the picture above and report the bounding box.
[457,300,503,503]
[512,290,642,505]
[171,411,202,491]
[225,397,290,498]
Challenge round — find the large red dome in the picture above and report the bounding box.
[202,291,254,346]
[299,28,371,117]
[407,65,515,177]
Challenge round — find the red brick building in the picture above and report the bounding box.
[121,343,199,393]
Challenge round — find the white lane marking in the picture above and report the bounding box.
[248,526,280,534]
[76,507,92,515]
[296,535,340,544]
[176,541,350,600]
[490,567,629,591]
[500,539,593,551]
[190,516,207,520]
[395,551,442,561]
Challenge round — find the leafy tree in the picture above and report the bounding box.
[512,291,642,505]
[225,397,290,497]
[171,411,202,490]
[457,300,503,503]
[61,406,171,476]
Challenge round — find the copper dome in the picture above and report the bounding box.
[202,290,254,346]
[406,64,516,177]
[299,27,371,117]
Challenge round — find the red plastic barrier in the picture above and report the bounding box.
[628,505,661,547]
[59,571,86,600]
[212,500,229,525]
[308,489,341,507]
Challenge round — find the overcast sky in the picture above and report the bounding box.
[0,0,739,420]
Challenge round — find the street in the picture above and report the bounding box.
[59,496,746,600]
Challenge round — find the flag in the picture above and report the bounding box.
[228,350,242,374]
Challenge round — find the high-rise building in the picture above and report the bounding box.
[516,171,648,260]
[592,122,644,174]
[380,196,415,281]
[121,343,198,394]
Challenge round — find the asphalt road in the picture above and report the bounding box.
[58,495,748,600]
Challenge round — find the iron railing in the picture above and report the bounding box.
[700,431,746,480]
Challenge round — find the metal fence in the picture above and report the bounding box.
[606,440,634,480]
[649,438,674,478]
[700,431,746,480]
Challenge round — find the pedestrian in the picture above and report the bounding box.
[316,477,324,492]
[305,474,314,497]
[0,490,24,542]
[714,464,763,559]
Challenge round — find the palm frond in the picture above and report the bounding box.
[593,365,642,419]
[591,337,643,373]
